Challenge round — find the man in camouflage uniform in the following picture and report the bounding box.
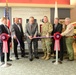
[41,16,53,60]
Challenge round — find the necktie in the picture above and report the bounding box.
[17,25,21,32]
[31,25,32,30]
[54,24,57,29]
[30,24,32,30]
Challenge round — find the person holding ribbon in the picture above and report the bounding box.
[0,17,12,63]
[11,18,25,60]
[52,18,64,61]
[61,18,74,61]
[41,16,53,60]
[25,16,39,61]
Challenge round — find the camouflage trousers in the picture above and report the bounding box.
[41,38,52,54]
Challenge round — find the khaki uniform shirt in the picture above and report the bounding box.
[61,24,74,36]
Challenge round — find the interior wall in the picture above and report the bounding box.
[0,7,4,18]
[70,0,76,22]
[12,7,50,33]
[51,8,70,24]
[70,5,76,22]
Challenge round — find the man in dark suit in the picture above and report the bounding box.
[52,18,63,61]
[11,18,25,60]
[25,16,39,61]
[0,17,12,63]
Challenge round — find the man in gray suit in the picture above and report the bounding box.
[25,16,39,61]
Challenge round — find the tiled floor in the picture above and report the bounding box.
[0,42,76,75]
[0,53,76,75]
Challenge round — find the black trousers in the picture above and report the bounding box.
[51,37,64,61]
[28,39,38,59]
[13,38,25,58]
[0,40,10,62]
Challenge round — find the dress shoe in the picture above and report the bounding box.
[59,61,62,64]
[67,59,74,61]
[21,55,25,58]
[52,60,62,64]
[21,53,25,57]
[64,57,69,59]
[35,56,39,59]
[52,60,56,63]
[0,62,4,66]
[29,58,33,61]
[53,56,56,59]
[1,60,4,62]
[7,59,12,61]
[60,59,63,61]
[16,57,19,60]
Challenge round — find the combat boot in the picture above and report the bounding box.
[45,53,50,60]
[41,52,47,60]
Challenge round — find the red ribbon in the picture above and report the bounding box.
[0,33,9,53]
[3,41,8,53]
[74,35,76,38]
[54,32,61,51]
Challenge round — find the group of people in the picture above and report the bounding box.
[0,16,74,64]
